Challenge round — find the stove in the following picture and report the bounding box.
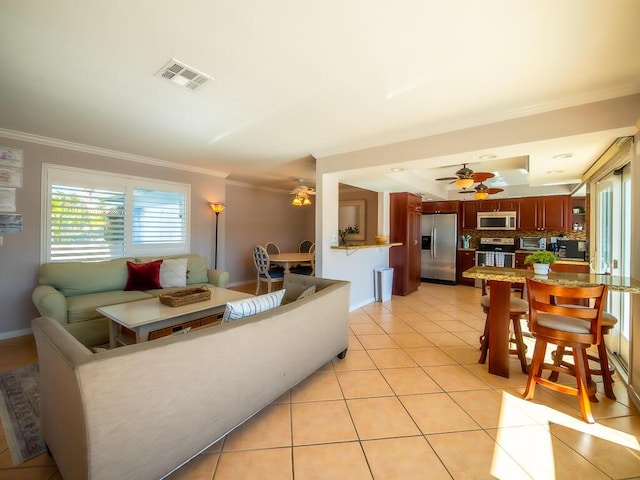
[475,238,516,272]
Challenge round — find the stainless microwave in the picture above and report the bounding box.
[520,236,547,251]
[476,211,517,230]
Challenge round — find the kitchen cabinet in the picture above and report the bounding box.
[462,201,478,229]
[518,195,570,231]
[515,252,528,269]
[570,197,587,232]
[390,193,422,296]
[421,200,459,214]
[477,199,519,212]
[456,250,476,286]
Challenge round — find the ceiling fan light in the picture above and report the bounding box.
[474,191,489,200]
[292,196,303,206]
[455,178,474,189]
[302,196,312,206]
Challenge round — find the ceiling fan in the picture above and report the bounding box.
[290,179,316,206]
[435,163,495,190]
[458,181,504,199]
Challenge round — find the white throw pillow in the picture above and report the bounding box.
[159,258,188,288]
[222,289,286,322]
[296,285,316,300]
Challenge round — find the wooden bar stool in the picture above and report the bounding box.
[523,279,607,424]
[478,280,529,374]
[548,308,618,400]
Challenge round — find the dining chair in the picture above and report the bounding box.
[523,278,607,424]
[291,244,315,276]
[298,240,313,253]
[252,245,284,295]
[264,242,280,255]
[478,279,529,374]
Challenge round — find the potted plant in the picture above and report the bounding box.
[524,250,557,275]
[338,225,359,245]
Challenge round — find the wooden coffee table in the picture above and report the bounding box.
[98,287,253,348]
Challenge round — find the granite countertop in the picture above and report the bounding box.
[458,248,476,252]
[462,266,640,294]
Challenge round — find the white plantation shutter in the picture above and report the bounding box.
[50,185,126,261]
[44,165,190,262]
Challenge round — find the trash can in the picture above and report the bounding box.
[374,267,394,302]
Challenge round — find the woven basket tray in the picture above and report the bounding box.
[159,286,211,307]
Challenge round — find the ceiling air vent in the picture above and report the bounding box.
[156,59,213,91]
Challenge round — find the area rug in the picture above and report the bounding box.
[0,364,46,465]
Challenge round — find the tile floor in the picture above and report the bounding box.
[2,282,640,479]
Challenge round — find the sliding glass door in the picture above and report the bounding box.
[594,162,631,368]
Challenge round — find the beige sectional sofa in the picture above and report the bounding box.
[32,274,350,480]
[31,254,229,347]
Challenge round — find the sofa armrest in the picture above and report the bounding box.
[32,285,67,325]
[207,269,229,288]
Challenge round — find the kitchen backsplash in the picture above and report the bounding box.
[460,229,587,250]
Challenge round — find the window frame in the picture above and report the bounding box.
[42,164,191,263]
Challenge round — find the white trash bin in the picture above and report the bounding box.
[374,267,394,302]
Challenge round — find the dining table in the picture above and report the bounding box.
[269,252,312,273]
[463,265,640,378]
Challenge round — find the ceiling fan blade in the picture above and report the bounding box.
[470,172,495,182]
[486,188,504,194]
[458,190,476,194]
[435,176,458,181]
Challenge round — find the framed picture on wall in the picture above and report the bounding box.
[0,147,23,168]
[0,167,22,188]
[0,188,16,212]
[338,199,366,241]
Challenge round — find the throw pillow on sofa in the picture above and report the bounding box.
[159,258,188,288]
[222,289,285,322]
[124,260,163,291]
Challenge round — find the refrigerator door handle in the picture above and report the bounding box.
[432,227,436,258]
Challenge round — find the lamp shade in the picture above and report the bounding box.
[210,203,225,213]
[474,191,489,200]
[292,196,303,206]
[455,178,474,189]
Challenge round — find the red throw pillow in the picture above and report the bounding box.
[124,260,163,291]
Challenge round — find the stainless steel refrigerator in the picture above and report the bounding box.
[421,213,457,284]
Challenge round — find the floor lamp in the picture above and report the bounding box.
[210,203,225,269]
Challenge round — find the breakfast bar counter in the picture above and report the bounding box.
[463,266,640,377]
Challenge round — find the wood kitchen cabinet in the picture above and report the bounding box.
[421,200,459,214]
[477,198,519,212]
[390,192,422,296]
[515,252,528,269]
[456,250,476,286]
[518,195,570,231]
[462,201,478,229]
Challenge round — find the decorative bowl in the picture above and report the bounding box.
[374,236,389,245]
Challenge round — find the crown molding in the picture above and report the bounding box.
[0,128,228,178]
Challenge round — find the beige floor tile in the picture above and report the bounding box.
[452,330,485,346]
[548,420,640,478]
[427,430,531,480]
[331,349,376,371]
[407,321,446,333]
[0,466,59,480]
[356,334,399,350]
[421,331,467,346]
[404,346,457,366]
[366,348,417,369]
[293,442,372,480]
[291,371,343,402]
[214,448,292,480]
[223,403,291,451]
[349,323,386,335]
[449,389,538,428]
[439,345,482,364]
[424,364,491,391]
[336,369,394,398]
[379,367,442,395]
[488,424,610,479]
[433,320,476,332]
[400,393,480,434]
[388,333,433,348]
[347,396,421,440]
[463,362,530,389]
[347,334,364,350]
[376,320,416,334]
[292,400,357,445]
[361,436,451,480]
[167,452,219,479]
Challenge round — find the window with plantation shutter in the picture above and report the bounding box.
[43,165,190,262]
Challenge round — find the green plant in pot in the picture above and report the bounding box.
[524,250,557,276]
[338,225,359,245]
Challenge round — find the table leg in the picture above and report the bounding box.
[488,280,511,378]
[109,320,118,349]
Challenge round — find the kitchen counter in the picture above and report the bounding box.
[458,248,476,252]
